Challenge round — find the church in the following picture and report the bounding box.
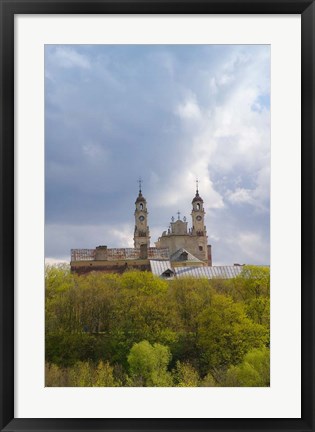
[133,181,211,265]
[70,183,243,279]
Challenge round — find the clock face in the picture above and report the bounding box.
[196,215,202,221]
[139,215,145,222]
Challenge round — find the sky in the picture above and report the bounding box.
[45,44,270,266]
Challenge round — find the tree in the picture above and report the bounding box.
[200,371,217,387]
[197,293,268,373]
[68,361,94,386]
[169,278,213,333]
[112,272,176,360]
[173,361,200,387]
[127,340,173,387]
[225,347,270,387]
[45,363,66,386]
[231,266,270,327]
[93,361,117,387]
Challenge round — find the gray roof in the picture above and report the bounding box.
[174,265,244,279]
[170,248,202,263]
[150,260,245,280]
[150,260,173,277]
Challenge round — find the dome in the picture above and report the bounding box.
[135,192,146,203]
[192,191,203,203]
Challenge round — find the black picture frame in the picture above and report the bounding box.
[1,0,314,431]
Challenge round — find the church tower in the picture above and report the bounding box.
[191,181,208,260]
[191,181,206,236]
[133,180,150,249]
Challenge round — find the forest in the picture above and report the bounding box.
[45,265,270,387]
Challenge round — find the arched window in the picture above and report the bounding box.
[196,203,200,210]
[140,203,143,210]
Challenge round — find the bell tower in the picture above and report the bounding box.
[134,179,150,249]
[191,180,208,261]
[191,180,207,236]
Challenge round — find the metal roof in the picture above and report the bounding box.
[150,260,245,280]
[174,265,244,279]
[150,260,173,277]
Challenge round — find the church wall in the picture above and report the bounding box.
[71,259,151,275]
[157,234,208,262]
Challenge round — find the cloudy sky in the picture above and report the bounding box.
[45,44,270,265]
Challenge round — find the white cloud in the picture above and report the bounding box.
[46,223,134,259]
[45,257,69,265]
[225,164,270,212]
[176,96,202,120]
[153,48,270,221]
[151,165,224,213]
[52,47,91,69]
[217,73,234,86]
[231,231,269,264]
[227,188,253,205]
[82,141,109,161]
[181,53,269,214]
[110,226,134,248]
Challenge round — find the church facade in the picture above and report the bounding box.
[70,184,212,275]
[154,188,211,264]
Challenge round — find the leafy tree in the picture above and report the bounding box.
[197,294,268,373]
[200,371,217,387]
[45,266,270,387]
[169,278,213,333]
[45,332,104,367]
[173,361,200,387]
[127,340,173,386]
[68,361,94,386]
[225,347,270,387]
[93,361,117,387]
[121,270,168,295]
[112,272,176,356]
[45,363,66,386]
[230,266,270,327]
[45,361,117,387]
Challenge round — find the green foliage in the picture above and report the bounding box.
[197,293,268,371]
[169,278,213,333]
[94,361,117,386]
[45,361,117,387]
[45,266,270,387]
[230,265,270,328]
[201,371,217,387]
[173,361,200,387]
[45,264,74,298]
[45,332,104,367]
[127,340,173,387]
[68,361,94,386]
[45,363,67,386]
[225,347,270,387]
[120,270,168,295]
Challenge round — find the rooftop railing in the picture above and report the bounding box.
[71,247,170,261]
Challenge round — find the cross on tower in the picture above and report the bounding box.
[138,177,142,193]
[196,178,199,193]
[177,211,181,220]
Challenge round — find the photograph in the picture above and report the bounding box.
[1,0,314,429]
[44,44,270,387]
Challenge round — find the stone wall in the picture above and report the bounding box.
[156,234,208,262]
[71,259,151,275]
